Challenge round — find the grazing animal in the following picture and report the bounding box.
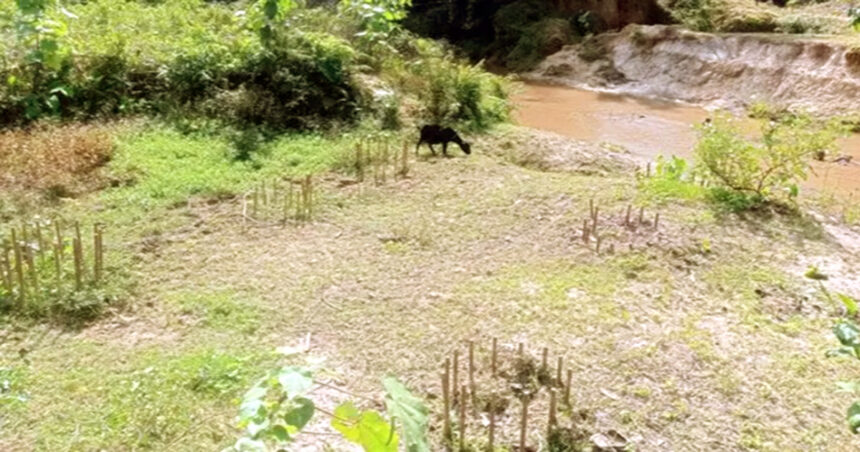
[416,125,471,156]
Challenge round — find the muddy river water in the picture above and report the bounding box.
[513,82,860,197]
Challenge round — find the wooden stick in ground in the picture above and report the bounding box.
[491,337,497,377]
[400,139,409,177]
[582,220,590,243]
[97,225,104,282]
[596,234,602,254]
[519,397,529,452]
[638,206,645,225]
[565,369,572,406]
[443,359,452,441]
[253,187,259,219]
[625,205,632,227]
[591,207,600,236]
[25,243,38,297]
[654,212,660,229]
[518,342,524,360]
[12,230,25,305]
[452,350,460,406]
[458,384,466,451]
[556,356,563,385]
[589,198,594,219]
[74,222,83,279]
[53,242,62,284]
[35,222,45,259]
[468,341,476,410]
[93,225,100,283]
[541,347,548,371]
[54,220,63,260]
[488,393,495,452]
[548,389,557,435]
[1,241,12,295]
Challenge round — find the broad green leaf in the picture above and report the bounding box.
[382,377,429,452]
[283,396,315,430]
[838,293,859,317]
[849,402,860,434]
[239,385,269,421]
[332,401,398,452]
[271,424,290,442]
[277,366,313,399]
[834,321,860,348]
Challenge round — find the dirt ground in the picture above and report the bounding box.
[2,127,860,450]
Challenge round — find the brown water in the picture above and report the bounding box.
[513,83,860,196]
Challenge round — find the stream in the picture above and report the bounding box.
[513,82,860,197]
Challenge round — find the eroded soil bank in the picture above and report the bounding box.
[528,25,860,116]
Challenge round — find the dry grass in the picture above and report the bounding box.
[0,123,114,210]
[2,127,860,450]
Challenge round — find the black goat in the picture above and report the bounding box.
[416,125,471,156]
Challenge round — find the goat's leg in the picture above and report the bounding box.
[442,142,450,157]
[415,140,422,156]
[428,144,436,156]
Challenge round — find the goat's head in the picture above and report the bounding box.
[460,141,472,155]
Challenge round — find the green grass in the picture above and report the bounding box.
[165,290,262,334]
[4,342,272,451]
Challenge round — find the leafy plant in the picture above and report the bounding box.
[226,351,429,452]
[693,112,844,209]
[849,7,860,31]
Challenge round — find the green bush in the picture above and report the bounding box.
[693,112,844,209]
[0,0,509,132]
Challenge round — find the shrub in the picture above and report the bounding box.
[693,112,844,209]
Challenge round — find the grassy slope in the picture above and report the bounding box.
[1,124,859,450]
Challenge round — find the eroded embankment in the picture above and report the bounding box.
[529,25,860,115]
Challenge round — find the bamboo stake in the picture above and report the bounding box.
[54,220,63,260]
[53,242,62,284]
[519,398,529,452]
[468,341,476,410]
[565,369,572,406]
[253,188,259,219]
[491,337,497,377]
[452,350,460,406]
[541,347,548,371]
[1,241,12,296]
[12,230,25,305]
[591,207,599,236]
[589,198,595,219]
[596,234,602,254]
[518,342,524,360]
[556,356,563,385]
[638,206,645,225]
[400,139,409,177]
[458,384,466,451]
[625,205,632,227]
[488,393,495,452]
[582,220,590,243]
[654,212,660,229]
[25,244,38,297]
[443,360,452,441]
[93,224,100,283]
[548,389,557,434]
[35,222,45,260]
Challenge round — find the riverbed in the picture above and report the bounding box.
[513,82,860,197]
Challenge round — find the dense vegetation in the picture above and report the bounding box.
[0,0,510,130]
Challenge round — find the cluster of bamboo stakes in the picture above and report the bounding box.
[581,199,660,254]
[243,176,315,226]
[0,219,105,307]
[353,138,410,185]
[440,339,575,451]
